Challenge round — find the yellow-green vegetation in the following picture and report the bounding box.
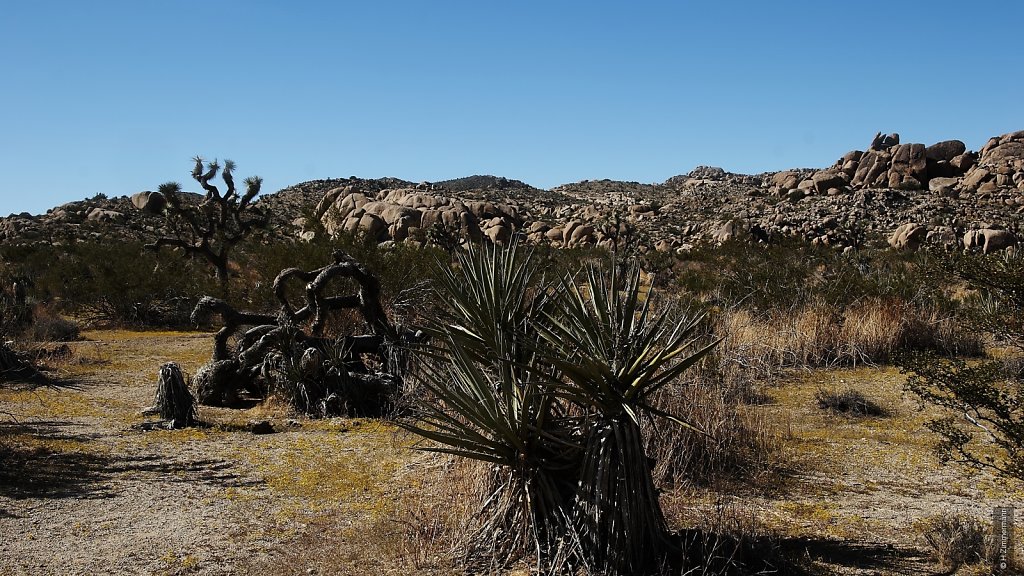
[240,419,413,516]
[663,363,1024,571]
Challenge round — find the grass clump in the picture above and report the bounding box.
[917,513,988,572]
[814,388,888,417]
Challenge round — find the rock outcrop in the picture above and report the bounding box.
[3,131,1022,256]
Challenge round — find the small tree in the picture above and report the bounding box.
[147,157,267,294]
[900,249,1024,481]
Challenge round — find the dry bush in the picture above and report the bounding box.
[391,454,489,572]
[674,500,802,576]
[917,513,989,571]
[22,305,80,342]
[645,362,784,488]
[814,388,888,417]
[717,299,982,371]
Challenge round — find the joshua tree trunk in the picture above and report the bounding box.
[153,362,198,428]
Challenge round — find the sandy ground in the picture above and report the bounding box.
[2,331,1023,575]
[0,331,413,576]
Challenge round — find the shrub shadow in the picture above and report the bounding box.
[0,419,260,502]
[672,530,928,575]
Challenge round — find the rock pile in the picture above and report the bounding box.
[773,130,1024,203]
[3,131,1022,256]
[311,184,523,246]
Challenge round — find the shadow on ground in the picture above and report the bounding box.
[0,419,260,501]
[675,529,931,575]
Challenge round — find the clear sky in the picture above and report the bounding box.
[2,1,1022,216]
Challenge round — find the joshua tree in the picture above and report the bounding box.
[147,157,268,294]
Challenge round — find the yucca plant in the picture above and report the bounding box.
[404,243,718,574]
[536,262,719,574]
[402,241,579,569]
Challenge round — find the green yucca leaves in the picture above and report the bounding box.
[537,261,719,427]
[404,242,718,574]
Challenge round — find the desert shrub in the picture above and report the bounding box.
[665,241,979,369]
[674,240,935,312]
[22,305,80,342]
[902,353,1024,480]
[716,298,981,370]
[404,241,719,574]
[814,388,888,417]
[645,363,782,487]
[1,240,216,328]
[900,249,1024,482]
[917,513,988,571]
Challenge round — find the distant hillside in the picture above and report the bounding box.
[2,130,1021,253]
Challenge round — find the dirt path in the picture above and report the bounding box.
[3,332,1023,575]
[0,331,416,576]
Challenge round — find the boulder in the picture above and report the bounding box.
[869,132,899,151]
[888,223,927,250]
[568,224,596,246]
[964,228,1018,254]
[852,150,890,188]
[950,152,977,172]
[131,191,166,214]
[812,171,847,194]
[771,171,803,193]
[925,140,966,162]
[712,220,747,243]
[961,168,991,192]
[86,208,124,223]
[888,143,928,188]
[357,213,387,240]
[484,225,512,245]
[983,141,1024,165]
[928,177,960,195]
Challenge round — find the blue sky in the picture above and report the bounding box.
[2,1,1022,216]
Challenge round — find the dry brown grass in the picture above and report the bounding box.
[645,365,787,490]
[718,299,982,371]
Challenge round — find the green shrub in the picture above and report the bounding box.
[1,240,217,328]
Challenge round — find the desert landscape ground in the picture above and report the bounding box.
[2,130,1024,575]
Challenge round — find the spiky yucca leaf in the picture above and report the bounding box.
[241,176,262,205]
[538,262,719,424]
[158,181,182,196]
[535,261,720,574]
[201,159,220,182]
[403,241,578,567]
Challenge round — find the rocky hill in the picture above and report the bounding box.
[2,130,1022,253]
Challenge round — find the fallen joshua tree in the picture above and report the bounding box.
[189,250,423,417]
